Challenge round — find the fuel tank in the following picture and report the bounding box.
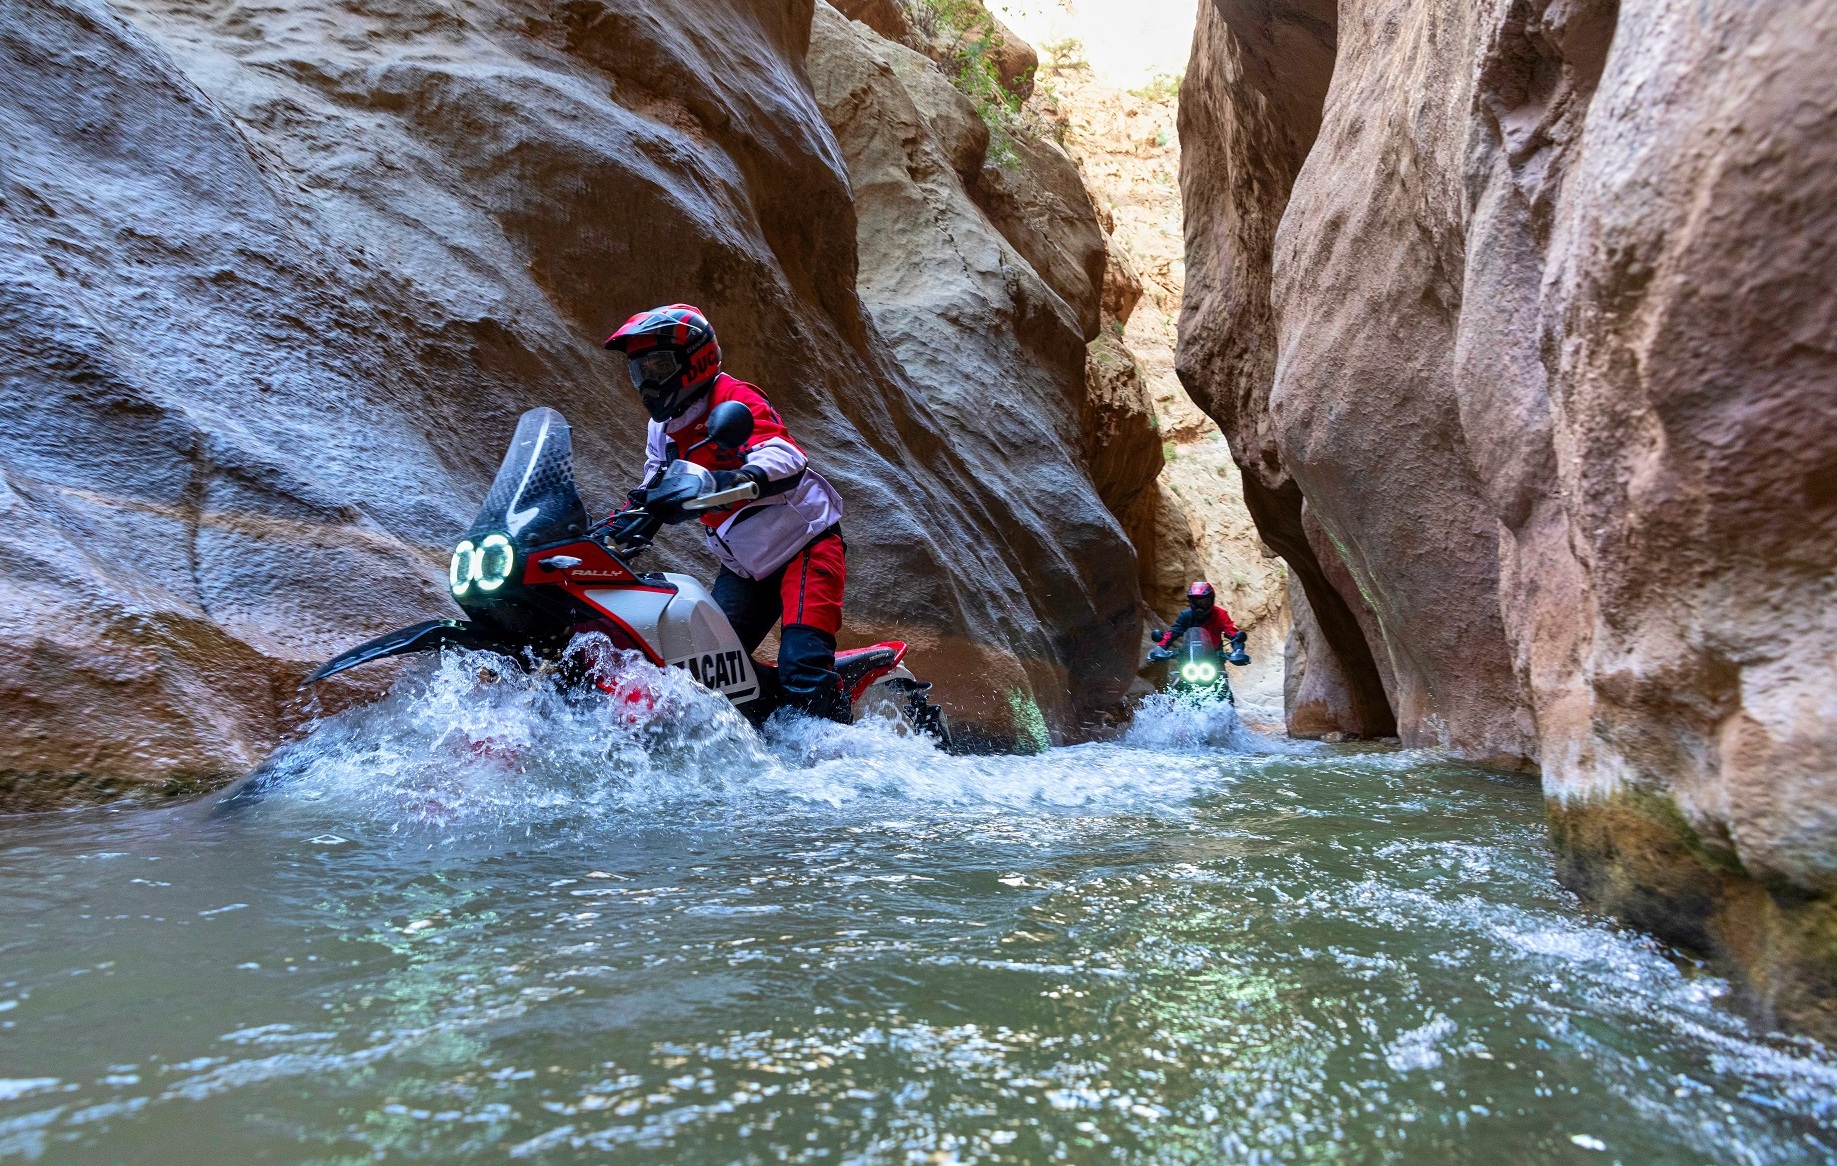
[579,574,758,704]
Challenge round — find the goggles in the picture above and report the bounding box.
[627,348,682,390]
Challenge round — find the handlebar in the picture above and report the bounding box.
[586,475,761,556]
[683,480,761,510]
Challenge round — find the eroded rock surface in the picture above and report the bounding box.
[1026,44,1290,705]
[1180,0,1837,1031]
[0,0,1142,805]
[810,3,1142,726]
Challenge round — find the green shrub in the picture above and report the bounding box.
[1039,36,1088,73]
[1129,70,1184,103]
[901,0,1025,163]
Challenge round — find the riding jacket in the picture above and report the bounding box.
[1155,604,1241,649]
[643,374,843,580]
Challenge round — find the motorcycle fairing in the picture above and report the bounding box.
[303,619,506,684]
[464,407,588,549]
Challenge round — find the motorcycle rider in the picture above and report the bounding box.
[604,304,849,720]
[1152,581,1249,662]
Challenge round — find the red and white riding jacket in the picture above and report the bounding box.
[643,374,844,580]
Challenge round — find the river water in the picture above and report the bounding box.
[2,651,1834,1163]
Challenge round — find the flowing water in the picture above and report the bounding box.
[2,649,1834,1164]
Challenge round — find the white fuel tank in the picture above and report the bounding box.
[580,574,757,705]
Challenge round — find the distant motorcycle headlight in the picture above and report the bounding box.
[1198,663,1218,682]
[1181,663,1201,681]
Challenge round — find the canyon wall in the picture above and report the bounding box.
[1180,0,1837,1033]
[0,0,1143,807]
[1020,46,1291,707]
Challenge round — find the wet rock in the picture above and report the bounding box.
[1081,331,1162,543]
[1181,0,1837,1031]
[808,3,1143,719]
[0,0,1142,806]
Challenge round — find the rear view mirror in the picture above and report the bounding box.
[706,400,755,450]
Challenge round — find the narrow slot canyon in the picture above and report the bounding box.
[1,0,1834,1157]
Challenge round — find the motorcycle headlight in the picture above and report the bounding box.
[450,534,516,597]
[476,534,514,592]
[450,540,475,596]
[1181,663,1201,681]
[1198,663,1217,682]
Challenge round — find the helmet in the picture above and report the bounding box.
[604,304,723,422]
[1187,581,1216,609]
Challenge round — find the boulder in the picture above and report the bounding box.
[0,0,1142,806]
[1081,332,1163,541]
[829,0,910,42]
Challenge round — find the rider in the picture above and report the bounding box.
[1153,581,1248,659]
[605,304,849,720]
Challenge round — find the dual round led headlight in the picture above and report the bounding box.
[1180,661,1218,683]
[450,533,514,597]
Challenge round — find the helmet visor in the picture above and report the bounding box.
[628,349,682,390]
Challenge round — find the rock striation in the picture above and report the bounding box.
[0,0,1143,807]
[1180,0,1837,1032]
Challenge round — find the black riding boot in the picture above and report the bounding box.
[778,624,848,723]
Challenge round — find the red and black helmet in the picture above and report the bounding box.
[604,304,723,422]
[1187,581,1216,608]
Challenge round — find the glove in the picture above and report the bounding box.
[1230,630,1247,648]
[641,482,698,525]
[711,466,767,494]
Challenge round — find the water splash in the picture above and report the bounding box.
[249,637,772,831]
[242,638,1254,835]
[1121,690,1275,752]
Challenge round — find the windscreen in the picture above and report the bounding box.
[463,407,589,549]
[1181,627,1220,654]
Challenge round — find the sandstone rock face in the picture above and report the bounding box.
[0,0,1142,807]
[808,3,1143,725]
[1025,48,1290,707]
[1181,0,1837,1031]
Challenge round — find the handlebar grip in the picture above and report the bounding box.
[683,481,762,510]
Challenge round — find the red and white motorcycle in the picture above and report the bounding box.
[307,405,949,743]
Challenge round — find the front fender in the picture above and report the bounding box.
[303,619,506,685]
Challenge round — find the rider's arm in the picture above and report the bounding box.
[1156,609,1194,648]
[617,422,672,514]
[726,383,809,496]
[1216,609,1241,639]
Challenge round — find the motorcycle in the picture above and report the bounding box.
[305,404,949,744]
[1146,627,1249,704]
